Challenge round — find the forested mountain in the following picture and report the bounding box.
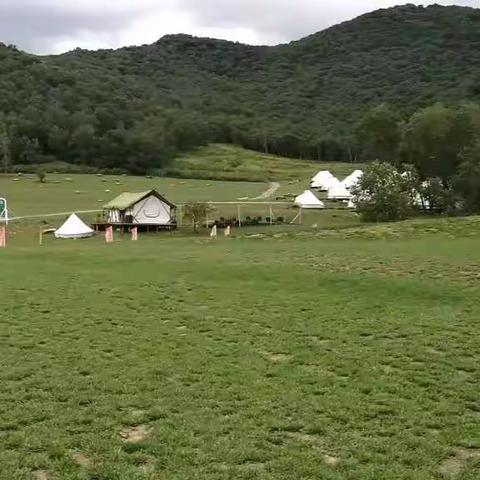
[1,3,480,173]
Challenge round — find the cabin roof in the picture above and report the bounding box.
[103,189,175,210]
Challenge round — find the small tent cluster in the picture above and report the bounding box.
[294,168,365,209]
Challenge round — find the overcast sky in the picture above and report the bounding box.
[0,0,476,54]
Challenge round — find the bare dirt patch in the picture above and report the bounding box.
[323,454,339,467]
[33,470,54,480]
[438,457,463,477]
[438,449,480,477]
[285,432,321,445]
[239,462,266,472]
[72,452,93,468]
[137,459,155,474]
[262,351,291,363]
[119,425,150,443]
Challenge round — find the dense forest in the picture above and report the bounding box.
[0,4,480,174]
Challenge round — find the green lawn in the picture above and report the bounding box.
[1,218,480,479]
[0,174,268,218]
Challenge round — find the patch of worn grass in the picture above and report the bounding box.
[1,220,480,479]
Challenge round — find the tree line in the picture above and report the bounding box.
[354,102,480,214]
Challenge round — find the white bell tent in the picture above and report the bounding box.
[328,182,352,200]
[55,213,94,239]
[342,170,363,190]
[311,171,338,190]
[294,190,325,209]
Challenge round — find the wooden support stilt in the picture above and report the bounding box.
[178,205,183,227]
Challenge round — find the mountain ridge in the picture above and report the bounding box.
[0,4,479,173]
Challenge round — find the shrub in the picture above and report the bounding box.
[36,168,46,183]
[352,161,412,222]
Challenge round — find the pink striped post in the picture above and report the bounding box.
[0,226,6,248]
[105,226,113,243]
[131,227,138,241]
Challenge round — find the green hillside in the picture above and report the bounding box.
[170,144,361,182]
[0,4,479,172]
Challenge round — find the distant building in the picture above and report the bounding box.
[100,190,176,230]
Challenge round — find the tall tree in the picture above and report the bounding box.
[454,140,480,212]
[352,161,413,222]
[357,103,401,163]
[401,103,460,181]
[0,115,11,173]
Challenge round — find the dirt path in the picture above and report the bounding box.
[251,182,280,200]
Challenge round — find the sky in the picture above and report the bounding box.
[0,0,476,55]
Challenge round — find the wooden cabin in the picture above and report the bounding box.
[97,190,176,231]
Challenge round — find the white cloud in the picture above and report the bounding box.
[0,0,476,54]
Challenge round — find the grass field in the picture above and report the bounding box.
[169,144,362,184]
[0,170,362,232]
[1,217,480,479]
[0,174,268,218]
[1,145,364,229]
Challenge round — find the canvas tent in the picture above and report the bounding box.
[103,190,175,226]
[342,170,363,190]
[294,190,325,209]
[328,182,352,200]
[55,213,94,239]
[311,171,338,190]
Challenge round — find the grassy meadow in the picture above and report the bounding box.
[1,148,478,479]
[171,144,361,185]
[0,145,363,231]
[0,174,268,218]
[1,217,480,479]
